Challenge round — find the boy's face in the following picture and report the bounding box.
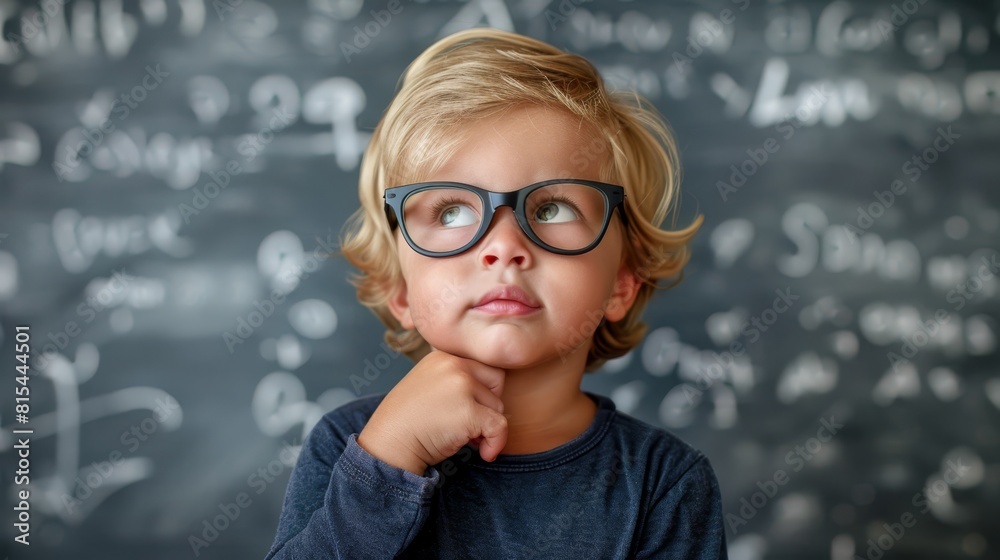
[386,105,640,370]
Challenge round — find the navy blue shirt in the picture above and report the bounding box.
[265,390,727,559]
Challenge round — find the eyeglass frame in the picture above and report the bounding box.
[383,178,629,258]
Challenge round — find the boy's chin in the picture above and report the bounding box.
[428,343,526,370]
[465,348,546,371]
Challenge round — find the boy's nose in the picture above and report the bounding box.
[478,207,531,266]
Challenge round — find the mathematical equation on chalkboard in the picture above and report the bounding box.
[1,1,998,182]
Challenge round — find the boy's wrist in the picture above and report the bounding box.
[357,431,429,476]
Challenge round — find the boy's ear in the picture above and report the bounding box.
[386,279,415,330]
[604,263,641,323]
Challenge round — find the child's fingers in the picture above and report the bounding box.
[462,359,506,402]
[469,380,504,415]
[475,406,508,462]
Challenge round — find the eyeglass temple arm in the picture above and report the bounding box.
[384,198,399,230]
[618,194,630,229]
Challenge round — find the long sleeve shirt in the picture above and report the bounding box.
[264,390,728,559]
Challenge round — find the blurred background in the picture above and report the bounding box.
[1,0,998,558]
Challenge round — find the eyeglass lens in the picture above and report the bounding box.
[400,182,609,253]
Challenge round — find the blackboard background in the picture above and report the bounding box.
[1,0,998,558]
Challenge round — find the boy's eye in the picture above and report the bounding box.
[438,204,479,227]
[534,201,579,224]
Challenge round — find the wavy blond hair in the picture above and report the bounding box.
[335,27,703,373]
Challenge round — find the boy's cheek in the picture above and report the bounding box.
[408,307,428,331]
[409,301,446,332]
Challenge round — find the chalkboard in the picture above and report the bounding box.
[1,0,998,558]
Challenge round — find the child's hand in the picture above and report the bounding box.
[356,349,508,476]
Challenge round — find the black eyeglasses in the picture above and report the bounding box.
[383,179,628,257]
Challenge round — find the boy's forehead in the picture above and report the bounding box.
[388,114,610,194]
[438,118,606,177]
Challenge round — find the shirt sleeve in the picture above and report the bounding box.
[264,422,441,560]
[634,454,729,559]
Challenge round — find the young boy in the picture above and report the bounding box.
[265,27,725,559]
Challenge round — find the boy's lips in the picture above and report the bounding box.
[472,300,541,315]
[473,285,541,309]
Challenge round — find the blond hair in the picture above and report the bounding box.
[335,27,703,373]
